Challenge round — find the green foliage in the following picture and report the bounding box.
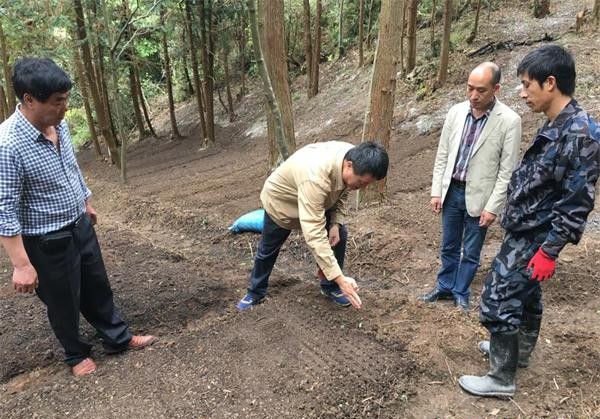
[65,108,90,151]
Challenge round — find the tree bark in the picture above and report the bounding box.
[593,0,599,27]
[134,64,157,139]
[72,0,119,166]
[406,0,418,73]
[249,0,295,168]
[184,0,208,144]
[222,47,236,122]
[181,27,194,97]
[161,8,182,140]
[0,85,8,122]
[236,10,247,98]
[361,0,403,200]
[437,0,453,87]
[73,46,102,157]
[128,66,147,139]
[310,0,322,97]
[0,21,16,113]
[430,0,437,55]
[337,0,345,58]
[358,0,365,67]
[302,0,313,97]
[466,0,482,44]
[199,0,216,144]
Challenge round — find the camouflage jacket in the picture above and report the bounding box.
[501,99,600,258]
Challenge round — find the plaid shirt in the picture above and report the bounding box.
[0,107,91,236]
[452,100,495,181]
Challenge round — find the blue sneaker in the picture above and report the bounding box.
[320,288,351,307]
[236,293,264,311]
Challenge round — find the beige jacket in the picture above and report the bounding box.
[431,99,522,217]
[261,141,353,280]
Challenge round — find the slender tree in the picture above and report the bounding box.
[0,85,8,122]
[593,0,599,28]
[73,0,119,165]
[248,0,295,168]
[0,21,16,113]
[73,46,102,157]
[361,0,404,199]
[184,0,208,144]
[337,0,345,58]
[437,0,453,86]
[199,1,215,144]
[466,0,482,44]
[358,0,365,67]
[161,7,183,140]
[222,47,236,122]
[310,0,322,97]
[406,0,418,72]
[302,0,313,96]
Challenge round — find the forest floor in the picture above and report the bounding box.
[1,1,600,418]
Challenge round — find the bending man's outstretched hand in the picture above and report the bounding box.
[334,275,362,309]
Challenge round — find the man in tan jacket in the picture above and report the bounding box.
[237,141,388,311]
[419,62,521,311]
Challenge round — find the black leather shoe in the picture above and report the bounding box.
[418,288,454,303]
[455,296,470,312]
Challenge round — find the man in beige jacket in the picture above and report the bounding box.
[419,62,521,311]
[237,141,388,311]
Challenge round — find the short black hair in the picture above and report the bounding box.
[12,57,72,102]
[517,45,576,96]
[344,141,389,180]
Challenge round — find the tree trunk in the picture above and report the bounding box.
[361,0,403,200]
[249,0,295,168]
[310,0,322,97]
[128,65,147,139]
[160,8,182,140]
[134,64,157,139]
[0,85,7,122]
[365,0,376,45]
[73,46,102,157]
[0,21,16,113]
[400,3,406,75]
[430,0,437,56]
[302,0,313,97]
[102,0,127,183]
[184,0,208,144]
[466,0,482,44]
[222,48,236,122]
[593,0,599,27]
[199,1,216,144]
[406,0,418,73]
[437,0,453,87]
[72,0,120,166]
[337,0,345,58]
[181,27,194,96]
[533,0,550,18]
[237,11,247,98]
[358,0,365,67]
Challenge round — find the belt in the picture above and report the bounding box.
[451,179,467,188]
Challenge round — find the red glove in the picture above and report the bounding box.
[527,248,555,282]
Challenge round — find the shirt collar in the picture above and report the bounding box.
[538,99,580,141]
[15,104,64,144]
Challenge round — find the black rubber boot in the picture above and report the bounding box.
[517,311,542,368]
[478,311,542,368]
[459,330,518,398]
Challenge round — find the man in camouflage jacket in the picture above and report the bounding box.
[459,45,600,398]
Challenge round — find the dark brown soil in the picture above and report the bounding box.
[1,1,600,417]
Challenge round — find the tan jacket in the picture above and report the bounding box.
[431,99,522,217]
[261,141,353,280]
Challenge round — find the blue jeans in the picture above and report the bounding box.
[436,183,487,299]
[247,211,347,299]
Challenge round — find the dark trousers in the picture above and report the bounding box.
[247,211,348,299]
[479,229,547,334]
[23,214,132,366]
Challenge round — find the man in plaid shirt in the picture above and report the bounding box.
[0,58,155,376]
